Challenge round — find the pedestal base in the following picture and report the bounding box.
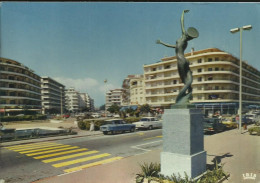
[161,151,206,178]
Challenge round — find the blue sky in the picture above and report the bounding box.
[1,2,260,107]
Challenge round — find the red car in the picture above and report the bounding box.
[62,114,70,118]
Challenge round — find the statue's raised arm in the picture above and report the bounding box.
[181,10,189,35]
[156,39,176,48]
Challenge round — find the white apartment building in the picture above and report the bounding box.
[79,93,95,112]
[41,76,65,114]
[65,87,80,112]
[106,89,124,110]
[129,75,146,105]
[0,58,42,115]
[144,48,260,115]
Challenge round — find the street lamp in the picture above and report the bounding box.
[59,87,63,116]
[230,25,252,133]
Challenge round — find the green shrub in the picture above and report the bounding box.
[136,162,228,183]
[0,115,47,122]
[136,162,161,183]
[248,126,260,136]
[77,121,87,130]
[124,117,141,123]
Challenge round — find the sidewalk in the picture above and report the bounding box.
[31,128,259,183]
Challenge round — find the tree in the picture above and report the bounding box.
[139,104,152,114]
[99,104,105,111]
[107,104,120,114]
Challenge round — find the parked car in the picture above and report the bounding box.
[62,114,70,118]
[133,117,162,130]
[91,113,100,118]
[100,119,136,135]
[113,114,120,118]
[204,118,226,133]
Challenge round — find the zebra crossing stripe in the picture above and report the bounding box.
[52,153,111,168]
[26,146,79,156]
[6,143,60,151]
[64,157,123,173]
[42,150,99,163]
[5,142,56,149]
[33,148,88,159]
[19,145,71,154]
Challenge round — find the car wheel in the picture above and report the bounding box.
[148,126,153,130]
[111,131,115,135]
[103,131,108,135]
[130,127,135,132]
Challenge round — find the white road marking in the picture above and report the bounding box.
[131,140,162,152]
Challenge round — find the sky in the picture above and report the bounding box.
[1,2,260,107]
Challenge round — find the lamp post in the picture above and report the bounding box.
[104,79,107,117]
[59,87,63,117]
[230,25,252,133]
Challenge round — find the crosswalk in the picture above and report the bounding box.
[4,142,123,173]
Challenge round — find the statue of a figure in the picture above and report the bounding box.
[157,10,199,107]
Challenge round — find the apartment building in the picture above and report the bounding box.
[144,48,260,115]
[79,93,95,112]
[0,58,42,115]
[129,75,146,105]
[122,74,145,106]
[105,89,124,110]
[65,87,80,112]
[41,76,65,114]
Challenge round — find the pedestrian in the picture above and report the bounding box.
[236,115,239,129]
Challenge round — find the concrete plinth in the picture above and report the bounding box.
[160,109,206,178]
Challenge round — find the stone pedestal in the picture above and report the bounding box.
[161,109,206,179]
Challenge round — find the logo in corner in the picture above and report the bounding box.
[243,173,257,180]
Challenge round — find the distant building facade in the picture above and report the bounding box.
[79,93,95,112]
[105,89,124,110]
[0,58,42,115]
[65,87,80,112]
[122,74,144,106]
[129,75,146,105]
[41,76,65,114]
[143,48,260,115]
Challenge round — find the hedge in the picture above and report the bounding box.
[124,117,141,123]
[0,115,47,122]
[248,126,260,136]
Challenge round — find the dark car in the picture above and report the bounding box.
[204,118,226,133]
[100,119,136,135]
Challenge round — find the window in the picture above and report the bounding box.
[208,58,212,62]
[197,68,202,72]
[165,65,170,69]
[215,67,219,71]
[152,68,156,71]
[198,59,202,63]
[208,68,213,71]
[198,77,202,82]
[215,57,219,61]
[173,80,177,84]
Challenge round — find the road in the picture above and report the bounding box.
[0,129,163,183]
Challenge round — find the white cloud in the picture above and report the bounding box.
[53,77,120,107]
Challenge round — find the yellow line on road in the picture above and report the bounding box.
[64,156,123,173]
[42,150,99,163]
[8,143,63,151]
[26,146,79,156]
[19,145,71,154]
[143,135,163,140]
[52,153,111,168]
[5,142,58,150]
[33,148,88,159]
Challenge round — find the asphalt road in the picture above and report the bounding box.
[0,129,163,183]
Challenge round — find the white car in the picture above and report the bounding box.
[133,117,162,130]
[91,113,100,118]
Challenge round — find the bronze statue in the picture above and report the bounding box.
[157,10,199,107]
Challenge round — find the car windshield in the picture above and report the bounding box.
[140,118,150,122]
